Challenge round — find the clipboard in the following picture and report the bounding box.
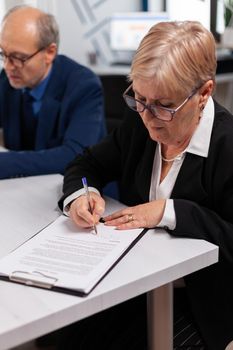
[0,215,146,297]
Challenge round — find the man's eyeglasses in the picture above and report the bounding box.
[0,47,46,68]
[123,84,198,122]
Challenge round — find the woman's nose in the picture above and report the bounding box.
[142,106,154,121]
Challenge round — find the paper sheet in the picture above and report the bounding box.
[0,215,144,294]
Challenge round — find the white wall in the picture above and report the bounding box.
[0,2,6,23]
[147,0,164,11]
[4,0,37,10]
[57,0,142,65]
[39,0,142,66]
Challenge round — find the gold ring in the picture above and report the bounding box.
[128,214,134,222]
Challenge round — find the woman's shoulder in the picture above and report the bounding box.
[214,100,233,120]
[212,100,233,149]
[213,100,233,129]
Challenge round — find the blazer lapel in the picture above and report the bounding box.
[135,137,156,202]
[34,57,63,149]
[5,89,22,149]
[135,142,208,204]
[35,97,61,149]
[172,153,208,202]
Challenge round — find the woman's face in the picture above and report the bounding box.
[132,79,203,147]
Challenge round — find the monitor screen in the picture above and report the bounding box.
[110,12,169,51]
[165,0,227,43]
[216,0,225,34]
[165,0,211,30]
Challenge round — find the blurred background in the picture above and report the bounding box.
[0,0,233,114]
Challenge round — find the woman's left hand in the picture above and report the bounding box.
[103,199,166,230]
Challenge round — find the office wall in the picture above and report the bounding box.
[56,0,142,65]
[1,0,233,113]
[39,0,142,66]
[0,2,6,23]
[4,0,37,11]
[147,0,164,11]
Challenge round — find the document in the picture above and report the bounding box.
[0,214,145,296]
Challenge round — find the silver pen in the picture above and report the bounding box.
[82,177,98,234]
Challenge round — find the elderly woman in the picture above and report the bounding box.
[58,21,233,350]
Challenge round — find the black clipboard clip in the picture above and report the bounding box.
[9,270,57,289]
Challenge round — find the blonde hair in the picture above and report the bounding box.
[129,21,216,95]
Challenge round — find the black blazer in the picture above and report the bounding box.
[59,100,233,349]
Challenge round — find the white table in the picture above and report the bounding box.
[0,175,218,350]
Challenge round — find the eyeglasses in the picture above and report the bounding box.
[123,84,198,122]
[0,47,45,68]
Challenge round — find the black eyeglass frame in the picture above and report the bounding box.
[123,84,198,122]
[0,46,46,68]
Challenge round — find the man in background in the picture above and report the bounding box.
[0,5,106,178]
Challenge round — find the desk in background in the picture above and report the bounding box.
[0,175,218,350]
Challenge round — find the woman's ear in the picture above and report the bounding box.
[198,80,214,109]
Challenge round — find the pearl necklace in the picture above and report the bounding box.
[161,153,183,162]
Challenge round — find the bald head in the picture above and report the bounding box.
[1,7,42,49]
[1,5,59,50]
[3,5,44,22]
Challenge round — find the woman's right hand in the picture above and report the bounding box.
[69,192,105,229]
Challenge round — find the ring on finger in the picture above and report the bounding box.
[127,214,134,223]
